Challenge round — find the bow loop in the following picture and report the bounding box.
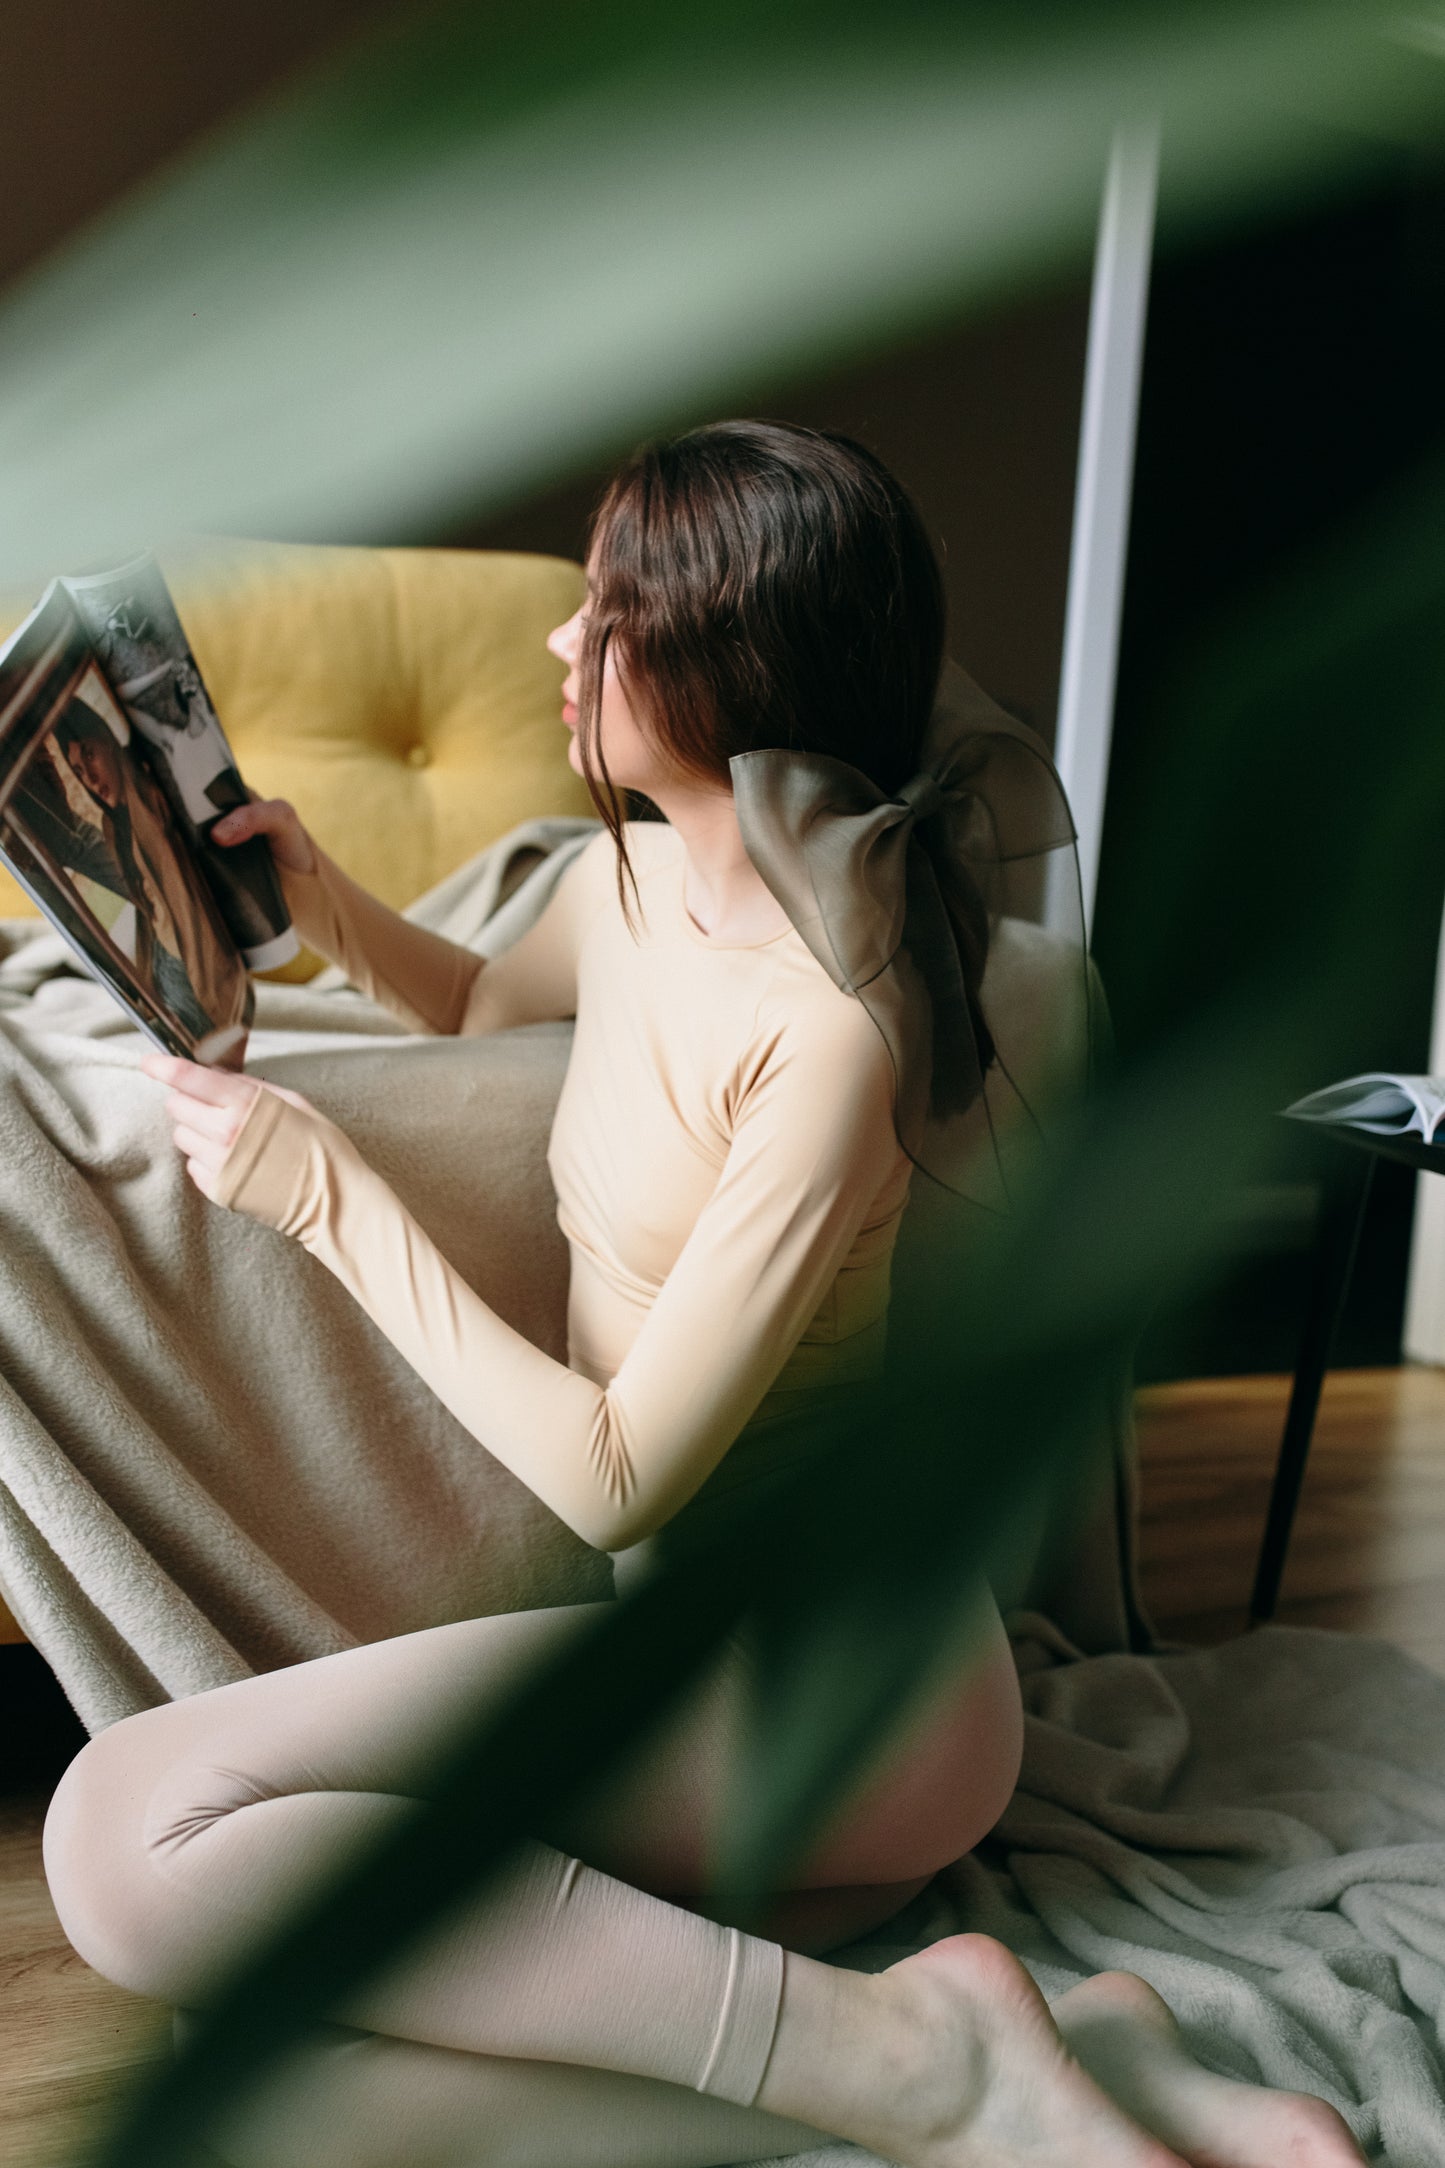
[730,660,1085,1204]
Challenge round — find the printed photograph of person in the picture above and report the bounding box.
[71,565,298,966]
[39,690,250,1046]
[88,593,240,829]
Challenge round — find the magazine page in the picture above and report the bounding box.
[0,583,252,1066]
[1285,1073,1445,1142]
[63,554,300,972]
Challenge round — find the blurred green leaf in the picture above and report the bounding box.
[28,1,1439,2159]
[1,0,1440,584]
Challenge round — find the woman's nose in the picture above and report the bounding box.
[546,607,583,667]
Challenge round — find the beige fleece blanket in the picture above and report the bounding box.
[0,819,608,1733]
[777,1618,1445,2168]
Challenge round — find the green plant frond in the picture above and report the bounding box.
[21,5,1439,2160]
[0,2,1437,586]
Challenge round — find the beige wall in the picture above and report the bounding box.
[0,0,388,292]
[457,288,1089,745]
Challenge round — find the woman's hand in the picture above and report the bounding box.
[210,797,318,877]
[141,1051,317,1202]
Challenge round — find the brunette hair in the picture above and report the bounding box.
[578,419,993,1097]
[579,420,945,824]
[52,699,120,760]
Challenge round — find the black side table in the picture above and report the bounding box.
[1250,1121,1445,1623]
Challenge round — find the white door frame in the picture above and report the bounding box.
[1050,123,1160,936]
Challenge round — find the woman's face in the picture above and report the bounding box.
[546,573,680,800]
[64,731,124,810]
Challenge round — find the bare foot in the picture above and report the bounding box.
[759,1932,1191,2167]
[1053,1971,1365,2168]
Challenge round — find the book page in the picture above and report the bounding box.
[1286,1072,1445,1143]
[0,584,251,1065]
[63,555,299,972]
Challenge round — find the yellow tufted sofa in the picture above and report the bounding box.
[0,542,592,1646]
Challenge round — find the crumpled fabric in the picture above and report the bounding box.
[758,1620,1445,2168]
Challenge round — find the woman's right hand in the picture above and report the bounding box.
[210,797,318,877]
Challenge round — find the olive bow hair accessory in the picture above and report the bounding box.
[730,661,1088,1204]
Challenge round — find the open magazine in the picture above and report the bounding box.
[1285,1073,1445,1146]
[0,554,297,1067]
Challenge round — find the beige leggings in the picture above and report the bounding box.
[44,1597,1023,2168]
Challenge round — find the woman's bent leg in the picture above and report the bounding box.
[45,1583,1024,2016]
[49,1601,1141,2168]
[44,1609,783,2104]
[204,1952,1200,2168]
[212,2027,826,2168]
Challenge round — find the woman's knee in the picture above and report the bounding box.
[43,1707,219,2001]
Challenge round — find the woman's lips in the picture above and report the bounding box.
[562,699,578,728]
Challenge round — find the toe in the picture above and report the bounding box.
[1065,1971,1180,2033]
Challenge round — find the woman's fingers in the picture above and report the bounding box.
[150,1061,308,1131]
[184,1158,220,1202]
[142,1049,241,1101]
[143,1055,314,1202]
[164,1089,251,1142]
[210,797,316,875]
[141,1051,254,1106]
[172,1120,232,1171]
[209,802,268,844]
[143,1051,266,1192]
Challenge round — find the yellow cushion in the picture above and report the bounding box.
[0,542,592,970]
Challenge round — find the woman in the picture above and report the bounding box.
[43,424,1361,2168]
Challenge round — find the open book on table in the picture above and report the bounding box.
[1285,1074,1445,1147]
[0,554,297,1068]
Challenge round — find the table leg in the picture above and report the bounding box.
[1248,1148,1376,1624]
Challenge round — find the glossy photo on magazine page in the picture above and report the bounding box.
[64,554,299,972]
[0,583,253,1066]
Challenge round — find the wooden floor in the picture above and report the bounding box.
[0,1796,167,2167]
[5,1364,1445,2164]
[1135,1365,1445,1670]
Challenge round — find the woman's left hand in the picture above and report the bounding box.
[141,1051,318,1203]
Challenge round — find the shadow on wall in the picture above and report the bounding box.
[454,281,1092,750]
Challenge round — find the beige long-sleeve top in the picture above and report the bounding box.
[215,823,911,1553]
